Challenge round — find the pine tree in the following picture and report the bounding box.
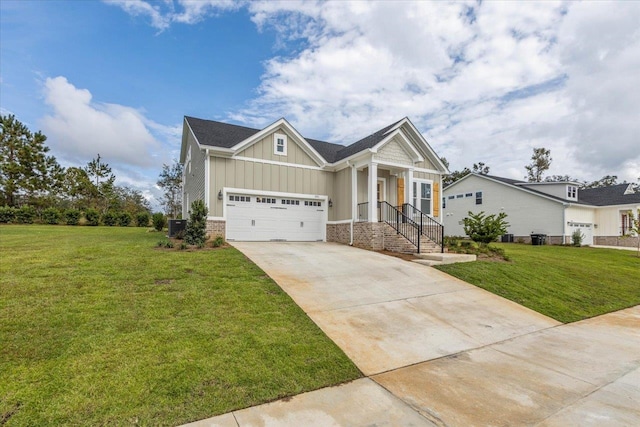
[525,147,552,182]
[157,161,183,218]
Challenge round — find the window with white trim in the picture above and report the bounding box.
[412,181,432,214]
[273,133,287,156]
[567,185,577,199]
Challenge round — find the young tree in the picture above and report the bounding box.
[525,147,552,182]
[625,209,640,257]
[0,114,64,206]
[157,161,183,218]
[463,211,509,246]
[84,154,115,212]
[184,199,208,247]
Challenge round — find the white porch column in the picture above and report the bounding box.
[368,162,378,222]
[351,165,358,221]
[405,168,413,207]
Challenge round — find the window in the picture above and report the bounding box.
[567,186,577,199]
[228,195,250,202]
[456,194,463,199]
[413,181,432,214]
[448,195,455,200]
[273,133,287,156]
[476,191,483,205]
[442,197,446,209]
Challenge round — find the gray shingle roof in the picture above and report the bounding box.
[467,174,640,207]
[184,116,405,163]
[578,184,640,206]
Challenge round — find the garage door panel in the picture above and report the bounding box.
[226,193,325,242]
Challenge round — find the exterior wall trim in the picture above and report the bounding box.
[327,219,352,224]
[230,155,324,171]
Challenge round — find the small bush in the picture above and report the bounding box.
[212,236,225,248]
[174,229,185,240]
[164,240,174,248]
[118,212,132,227]
[14,205,36,224]
[85,208,100,226]
[152,212,166,231]
[0,205,17,223]
[102,211,118,226]
[463,211,509,246]
[571,229,584,247]
[185,200,208,246]
[136,212,150,227]
[42,207,61,225]
[64,209,81,225]
[179,242,187,250]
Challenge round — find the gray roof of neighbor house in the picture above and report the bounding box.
[450,173,640,207]
[184,116,404,164]
[578,183,640,206]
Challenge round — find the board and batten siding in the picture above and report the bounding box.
[183,130,206,218]
[332,167,352,221]
[236,127,318,167]
[443,176,565,237]
[594,205,640,236]
[208,157,344,220]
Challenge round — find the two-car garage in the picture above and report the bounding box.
[225,192,326,241]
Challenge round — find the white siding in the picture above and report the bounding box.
[594,205,640,236]
[443,176,565,237]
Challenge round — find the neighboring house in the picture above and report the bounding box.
[443,173,640,247]
[180,116,449,252]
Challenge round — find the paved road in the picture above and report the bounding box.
[184,242,640,427]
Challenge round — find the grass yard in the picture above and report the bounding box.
[436,243,640,323]
[0,225,361,426]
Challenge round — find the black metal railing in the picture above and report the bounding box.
[357,202,368,221]
[401,203,444,253]
[380,201,421,253]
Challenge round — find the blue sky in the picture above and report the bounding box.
[1,1,639,208]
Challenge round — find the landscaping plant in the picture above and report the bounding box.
[102,211,117,226]
[84,208,100,226]
[42,207,61,225]
[64,209,81,225]
[571,229,584,247]
[117,211,132,227]
[152,212,166,231]
[462,211,509,246]
[0,205,16,223]
[15,205,36,224]
[136,211,150,227]
[184,200,208,246]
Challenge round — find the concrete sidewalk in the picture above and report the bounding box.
[181,243,639,427]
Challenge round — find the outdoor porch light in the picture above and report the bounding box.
[328,198,333,208]
[218,190,223,200]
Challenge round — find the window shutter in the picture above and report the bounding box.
[433,182,440,217]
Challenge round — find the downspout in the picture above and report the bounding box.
[348,161,355,246]
[562,203,571,244]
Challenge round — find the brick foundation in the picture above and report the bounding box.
[205,220,226,240]
[327,221,441,253]
[326,223,351,245]
[594,236,639,248]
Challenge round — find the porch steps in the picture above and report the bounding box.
[382,223,441,254]
[412,253,476,266]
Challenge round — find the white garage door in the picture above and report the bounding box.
[568,223,593,246]
[226,193,325,241]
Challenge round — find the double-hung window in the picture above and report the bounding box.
[273,133,287,156]
[413,181,432,214]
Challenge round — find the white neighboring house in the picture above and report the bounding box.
[442,173,640,247]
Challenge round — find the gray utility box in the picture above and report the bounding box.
[168,219,186,237]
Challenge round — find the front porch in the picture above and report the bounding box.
[343,162,444,253]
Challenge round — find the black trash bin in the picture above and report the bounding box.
[531,234,546,245]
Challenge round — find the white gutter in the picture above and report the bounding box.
[348,160,355,246]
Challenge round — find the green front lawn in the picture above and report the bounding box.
[436,243,640,323]
[0,226,360,426]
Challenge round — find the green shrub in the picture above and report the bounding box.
[118,212,132,227]
[185,200,208,246]
[102,211,118,226]
[179,242,187,250]
[152,212,166,231]
[42,207,61,224]
[463,211,509,246]
[212,236,225,248]
[64,209,81,225]
[174,229,185,240]
[85,208,100,226]
[0,205,17,223]
[571,229,584,247]
[15,205,36,224]
[164,240,174,248]
[136,211,150,227]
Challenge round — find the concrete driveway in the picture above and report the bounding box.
[186,242,639,427]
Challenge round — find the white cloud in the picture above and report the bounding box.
[107,0,640,183]
[40,76,166,168]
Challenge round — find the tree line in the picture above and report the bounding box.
[0,114,182,224]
